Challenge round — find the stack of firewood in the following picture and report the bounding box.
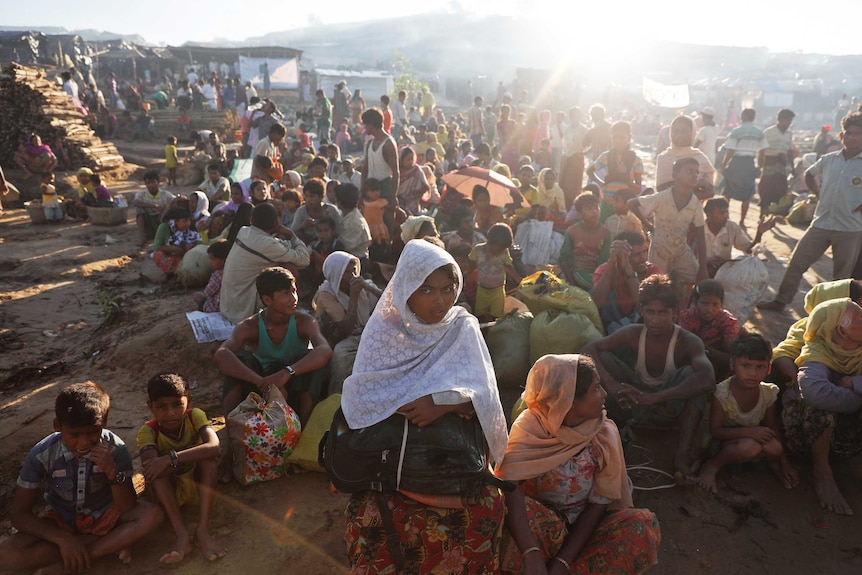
[0,63,124,171]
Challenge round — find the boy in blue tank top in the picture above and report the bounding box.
[215,267,333,430]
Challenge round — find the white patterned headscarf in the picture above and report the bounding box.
[341,240,508,463]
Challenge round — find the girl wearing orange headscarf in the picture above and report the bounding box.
[496,354,660,574]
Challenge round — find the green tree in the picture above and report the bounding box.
[391,51,427,99]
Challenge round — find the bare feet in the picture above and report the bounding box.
[769,459,799,490]
[813,473,853,516]
[159,531,192,565]
[196,525,227,562]
[696,460,720,494]
[673,453,696,484]
[118,547,132,565]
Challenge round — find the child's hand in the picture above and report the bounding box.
[89,441,116,476]
[748,427,776,444]
[58,532,91,572]
[142,455,172,482]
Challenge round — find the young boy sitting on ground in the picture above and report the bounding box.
[215,267,333,429]
[559,192,610,290]
[696,332,799,493]
[137,372,225,564]
[194,239,231,313]
[0,382,163,574]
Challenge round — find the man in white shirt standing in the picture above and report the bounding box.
[694,107,719,167]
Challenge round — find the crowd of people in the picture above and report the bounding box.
[3,69,862,574]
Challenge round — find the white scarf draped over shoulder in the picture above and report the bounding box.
[341,239,508,463]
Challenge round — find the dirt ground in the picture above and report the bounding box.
[1,142,861,575]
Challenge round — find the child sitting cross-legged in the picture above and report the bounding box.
[194,239,230,313]
[696,332,799,493]
[137,372,225,565]
[0,382,162,574]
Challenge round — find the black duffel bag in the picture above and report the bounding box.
[319,407,512,498]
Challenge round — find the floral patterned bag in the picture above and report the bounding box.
[228,387,302,485]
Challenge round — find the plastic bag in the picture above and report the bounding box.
[518,271,603,333]
[287,394,341,472]
[787,198,816,226]
[228,386,301,485]
[714,255,769,325]
[176,244,212,289]
[529,309,603,364]
[485,310,533,389]
[514,220,555,266]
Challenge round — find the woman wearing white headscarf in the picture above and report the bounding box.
[189,190,211,232]
[342,239,508,574]
[312,251,381,395]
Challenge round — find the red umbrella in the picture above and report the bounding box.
[441,166,529,208]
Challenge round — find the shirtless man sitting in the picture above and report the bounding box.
[582,274,716,478]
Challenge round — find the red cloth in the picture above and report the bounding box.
[592,262,662,316]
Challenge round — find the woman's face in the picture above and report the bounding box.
[543,171,556,188]
[189,195,199,213]
[30,135,41,147]
[562,369,606,427]
[401,151,415,170]
[230,186,244,204]
[175,218,191,232]
[339,259,359,293]
[407,266,458,324]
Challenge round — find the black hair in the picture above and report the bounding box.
[335,183,360,210]
[89,174,102,186]
[850,280,862,304]
[303,178,325,197]
[452,205,474,226]
[256,266,295,299]
[639,274,678,308]
[165,207,192,221]
[207,163,220,172]
[146,372,189,402]
[251,202,278,232]
[380,94,390,105]
[55,382,110,427]
[575,355,598,397]
[472,185,490,201]
[730,332,772,362]
[143,170,160,181]
[315,215,336,230]
[448,243,472,259]
[422,236,446,249]
[207,238,231,260]
[475,143,491,156]
[281,190,301,204]
[574,193,600,211]
[227,202,254,243]
[672,157,699,176]
[487,222,514,248]
[269,123,286,137]
[364,177,381,191]
[361,108,384,128]
[309,156,329,169]
[614,230,646,246]
[693,279,724,302]
[704,197,729,213]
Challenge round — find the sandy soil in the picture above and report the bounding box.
[1,142,861,574]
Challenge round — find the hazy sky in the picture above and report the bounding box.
[1,0,858,55]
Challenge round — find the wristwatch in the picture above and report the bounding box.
[284,364,296,376]
[110,471,128,485]
[169,449,179,469]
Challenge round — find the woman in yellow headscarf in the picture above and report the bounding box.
[771,279,862,385]
[496,354,660,574]
[536,167,566,216]
[781,298,862,516]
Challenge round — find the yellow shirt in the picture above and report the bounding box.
[165,144,178,169]
[41,183,59,206]
[136,407,209,474]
